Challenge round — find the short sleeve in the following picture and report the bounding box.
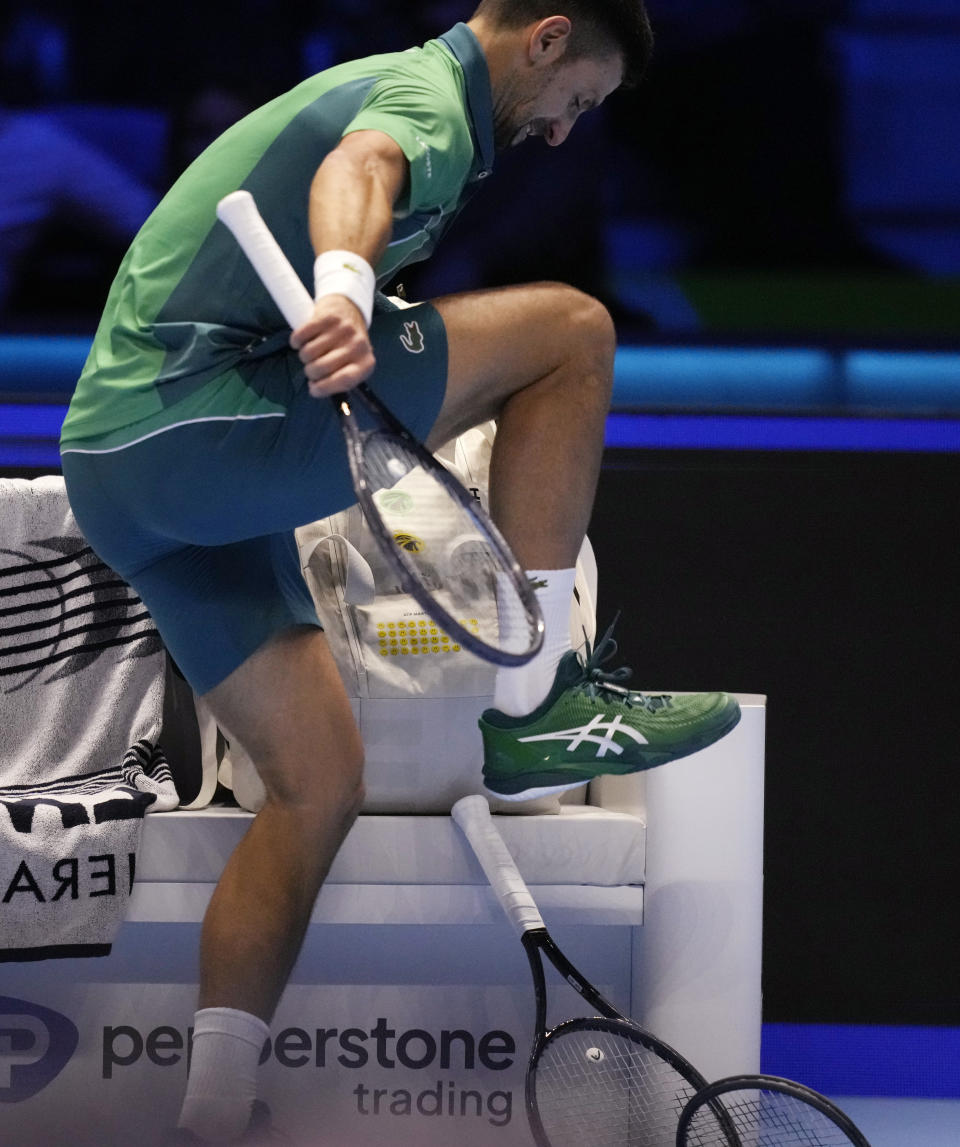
[343,73,474,215]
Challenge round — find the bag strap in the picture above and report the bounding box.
[300,529,376,606]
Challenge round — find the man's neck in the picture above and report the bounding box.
[466,16,524,98]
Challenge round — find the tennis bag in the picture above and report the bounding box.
[225,422,597,813]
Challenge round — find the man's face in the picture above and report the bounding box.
[494,51,624,151]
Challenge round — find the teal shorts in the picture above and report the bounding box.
[61,301,448,694]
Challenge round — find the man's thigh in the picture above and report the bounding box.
[202,625,363,803]
[425,281,613,449]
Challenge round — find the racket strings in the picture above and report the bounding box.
[534,1027,699,1146]
[359,432,535,655]
[682,1088,860,1146]
[359,431,421,497]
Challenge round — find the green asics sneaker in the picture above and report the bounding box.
[480,623,741,801]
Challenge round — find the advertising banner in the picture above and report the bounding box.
[2,982,539,1146]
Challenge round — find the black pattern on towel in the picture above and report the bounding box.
[0,477,178,960]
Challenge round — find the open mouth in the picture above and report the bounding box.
[512,122,542,147]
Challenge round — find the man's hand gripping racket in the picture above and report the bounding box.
[215,190,543,667]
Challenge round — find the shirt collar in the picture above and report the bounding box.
[438,22,495,179]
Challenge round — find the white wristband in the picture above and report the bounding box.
[314,250,376,328]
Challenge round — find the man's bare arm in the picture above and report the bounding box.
[309,129,408,265]
[292,130,409,397]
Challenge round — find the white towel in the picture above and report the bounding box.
[0,475,178,960]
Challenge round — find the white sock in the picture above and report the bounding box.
[178,1007,269,1143]
[493,568,576,717]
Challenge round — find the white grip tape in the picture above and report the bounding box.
[452,796,545,937]
[216,190,314,330]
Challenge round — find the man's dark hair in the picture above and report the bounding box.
[471,0,654,86]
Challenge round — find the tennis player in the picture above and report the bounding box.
[60,2,739,1141]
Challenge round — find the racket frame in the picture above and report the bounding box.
[215,189,544,667]
[677,1073,872,1147]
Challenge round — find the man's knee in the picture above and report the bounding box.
[427,282,616,444]
[560,287,616,364]
[259,725,366,823]
[332,756,367,825]
[322,769,366,839]
[542,285,615,410]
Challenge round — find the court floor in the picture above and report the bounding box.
[830,1097,960,1146]
[761,1024,960,1145]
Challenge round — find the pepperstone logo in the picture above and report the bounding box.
[101,1017,517,1128]
[0,997,78,1102]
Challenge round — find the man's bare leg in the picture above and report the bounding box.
[427,281,616,570]
[198,626,364,1016]
[177,626,364,1140]
[427,281,616,718]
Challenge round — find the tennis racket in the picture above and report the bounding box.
[451,794,731,1147]
[215,189,544,666]
[676,1074,873,1147]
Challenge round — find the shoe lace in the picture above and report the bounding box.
[578,616,673,714]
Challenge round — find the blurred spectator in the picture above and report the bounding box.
[0,2,74,105]
[0,110,155,319]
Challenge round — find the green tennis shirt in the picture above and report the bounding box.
[60,23,495,450]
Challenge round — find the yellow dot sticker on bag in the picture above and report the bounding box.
[375,618,466,654]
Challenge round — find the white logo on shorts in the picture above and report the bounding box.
[400,321,425,354]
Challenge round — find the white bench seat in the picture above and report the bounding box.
[133,803,648,926]
[4,697,765,1147]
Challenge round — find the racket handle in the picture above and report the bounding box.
[216,190,314,330]
[452,795,545,937]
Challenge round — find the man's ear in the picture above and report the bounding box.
[527,16,572,66]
